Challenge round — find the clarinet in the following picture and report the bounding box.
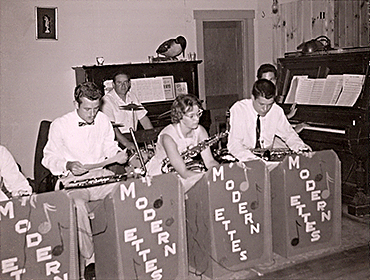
[161,131,228,174]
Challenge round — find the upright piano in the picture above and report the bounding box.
[276,47,369,213]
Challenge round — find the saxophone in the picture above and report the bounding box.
[161,131,228,174]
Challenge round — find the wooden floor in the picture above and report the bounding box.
[250,244,370,280]
[188,205,370,280]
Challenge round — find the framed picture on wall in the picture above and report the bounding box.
[35,7,58,40]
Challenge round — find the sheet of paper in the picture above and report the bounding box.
[162,76,175,99]
[130,77,165,102]
[319,75,343,105]
[130,76,175,102]
[83,151,126,170]
[295,77,314,104]
[284,74,364,107]
[308,78,326,105]
[285,76,308,104]
[335,74,365,106]
[175,82,188,95]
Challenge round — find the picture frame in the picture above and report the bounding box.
[35,7,58,40]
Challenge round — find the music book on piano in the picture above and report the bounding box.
[130,75,175,102]
[285,74,365,106]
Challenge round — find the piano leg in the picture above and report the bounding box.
[347,159,370,217]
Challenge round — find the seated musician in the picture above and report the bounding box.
[257,63,302,122]
[101,71,153,152]
[0,145,32,201]
[146,94,219,191]
[227,79,311,162]
[257,63,308,148]
[42,82,128,280]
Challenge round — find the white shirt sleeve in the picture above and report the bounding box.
[41,120,69,175]
[274,107,306,151]
[227,101,259,161]
[101,95,116,122]
[0,146,32,198]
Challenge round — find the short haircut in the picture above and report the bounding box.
[257,63,277,79]
[171,94,203,123]
[74,82,103,104]
[251,79,276,100]
[112,71,131,83]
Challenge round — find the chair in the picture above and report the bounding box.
[33,120,58,193]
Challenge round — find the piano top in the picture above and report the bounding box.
[276,47,369,151]
[277,47,370,111]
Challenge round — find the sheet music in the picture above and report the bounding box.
[175,82,188,95]
[285,74,364,106]
[336,74,365,106]
[285,76,308,104]
[295,77,314,104]
[130,76,175,102]
[320,75,343,105]
[309,78,326,105]
[162,76,175,100]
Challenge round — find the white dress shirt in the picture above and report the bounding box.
[146,123,203,177]
[42,110,121,176]
[227,98,306,162]
[0,145,32,201]
[101,89,148,133]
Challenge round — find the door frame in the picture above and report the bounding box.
[194,10,255,104]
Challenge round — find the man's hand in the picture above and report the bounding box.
[66,161,89,176]
[116,150,129,164]
[286,103,297,119]
[294,122,309,133]
[297,144,313,158]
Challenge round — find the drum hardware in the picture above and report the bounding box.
[127,127,147,177]
[119,103,145,111]
[119,102,144,131]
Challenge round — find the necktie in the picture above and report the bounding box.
[255,115,261,148]
[78,121,94,127]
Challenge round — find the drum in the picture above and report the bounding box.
[127,147,155,170]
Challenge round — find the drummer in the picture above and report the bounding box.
[101,71,153,151]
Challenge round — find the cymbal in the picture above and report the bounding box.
[119,103,144,111]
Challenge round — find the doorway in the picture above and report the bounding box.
[194,10,255,134]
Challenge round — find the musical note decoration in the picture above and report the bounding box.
[291,220,302,246]
[38,203,57,234]
[239,164,252,192]
[52,223,64,256]
[321,171,334,199]
[250,183,262,210]
[315,161,325,182]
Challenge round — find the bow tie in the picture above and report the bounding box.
[78,121,94,127]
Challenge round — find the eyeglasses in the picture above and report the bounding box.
[184,110,203,119]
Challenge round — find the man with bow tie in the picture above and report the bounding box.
[42,81,127,280]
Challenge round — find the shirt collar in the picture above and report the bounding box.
[111,89,132,105]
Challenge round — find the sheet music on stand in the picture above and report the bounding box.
[130,76,175,102]
[284,74,365,106]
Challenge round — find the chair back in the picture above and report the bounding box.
[34,120,57,193]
